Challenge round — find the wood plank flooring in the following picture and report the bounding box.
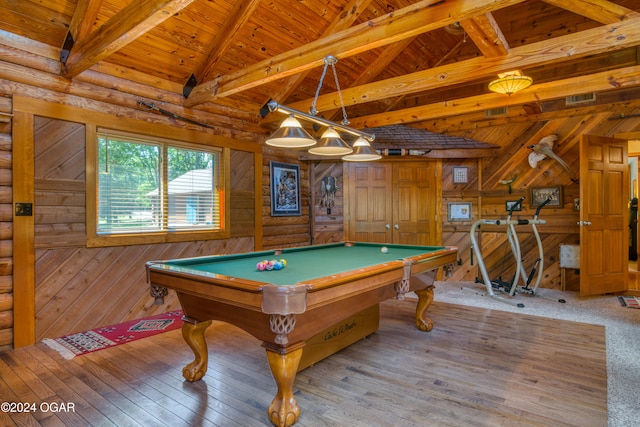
[0,300,607,427]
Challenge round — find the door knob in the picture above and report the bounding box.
[386,224,390,229]
[394,224,399,229]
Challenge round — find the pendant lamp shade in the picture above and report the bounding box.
[342,137,381,161]
[265,115,316,148]
[488,75,532,95]
[308,127,353,156]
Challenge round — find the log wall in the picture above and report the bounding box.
[0,96,12,350]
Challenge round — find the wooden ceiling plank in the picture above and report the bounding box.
[183,0,526,107]
[542,0,639,25]
[62,0,196,78]
[186,0,261,90]
[299,15,640,114]
[349,64,640,129]
[266,0,375,106]
[68,0,103,43]
[459,13,510,58]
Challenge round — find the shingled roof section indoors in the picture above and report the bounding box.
[367,125,498,154]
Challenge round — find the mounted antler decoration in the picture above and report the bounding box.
[527,134,570,172]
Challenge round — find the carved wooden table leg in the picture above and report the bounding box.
[414,284,435,332]
[266,347,303,427]
[181,319,212,382]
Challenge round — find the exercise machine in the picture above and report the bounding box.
[467,196,564,306]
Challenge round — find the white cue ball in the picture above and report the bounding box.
[381,246,388,253]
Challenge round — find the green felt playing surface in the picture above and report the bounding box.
[160,242,445,286]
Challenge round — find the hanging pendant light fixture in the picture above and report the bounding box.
[308,127,352,156]
[262,55,377,159]
[265,115,316,147]
[488,71,532,96]
[342,137,381,161]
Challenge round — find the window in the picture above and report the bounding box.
[93,130,225,243]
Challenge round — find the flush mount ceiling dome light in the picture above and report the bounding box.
[262,56,378,161]
[488,71,533,96]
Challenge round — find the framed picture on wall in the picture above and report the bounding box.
[270,161,301,216]
[448,202,472,221]
[530,186,563,207]
[505,200,523,212]
[452,166,469,184]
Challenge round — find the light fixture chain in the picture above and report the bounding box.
[310,59,330,116]
[331,62,349,126]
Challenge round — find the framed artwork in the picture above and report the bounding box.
[448,202,472,221]
[530,186,563,207]
[270,161,301,216]
[505,200,523,212]
[452,166,469,184]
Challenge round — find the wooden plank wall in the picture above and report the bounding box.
[310,161,344,244]
[30,116,257,341]
[307,110,640,292]
[0,96,12,350]
[261,146,310,250]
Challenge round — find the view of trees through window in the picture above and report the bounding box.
[97,132,221,234]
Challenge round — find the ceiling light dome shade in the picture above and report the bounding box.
[308,127,353,156]
[266,115,316,148]
[342,137,382,161]
[488,75,532,95]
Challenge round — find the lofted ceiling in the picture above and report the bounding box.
[1,0,640,144]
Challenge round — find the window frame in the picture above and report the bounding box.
[87,126,230,247]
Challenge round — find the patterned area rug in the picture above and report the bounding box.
[43,310,183,359]
[618,296,640,309]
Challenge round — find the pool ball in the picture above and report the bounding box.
[381,246,388,253]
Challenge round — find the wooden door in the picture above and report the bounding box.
[345,161,441,245]
[393,161,440,245]
[345,162,393,242]
[579,134,629,295]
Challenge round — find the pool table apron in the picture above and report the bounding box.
[148,251,456,427]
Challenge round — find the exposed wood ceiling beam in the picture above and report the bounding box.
[292,15,640,114]
[183,0,261,97]
[459,13,509,57]
[348,64,640,129]
[265,0,374,105]
[62,0,196,78]
[423,94,640,133]
[183,0,526,107]
[542,0,639,24]
[67,0,103,43]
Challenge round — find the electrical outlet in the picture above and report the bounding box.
[15,202,33,216]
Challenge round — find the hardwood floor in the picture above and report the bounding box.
[0,300,607,427]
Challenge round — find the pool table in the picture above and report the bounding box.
[146,242,457,427]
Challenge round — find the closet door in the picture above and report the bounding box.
[345,161,441,245]
[393,161,440,245]
[345,162,393,242]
